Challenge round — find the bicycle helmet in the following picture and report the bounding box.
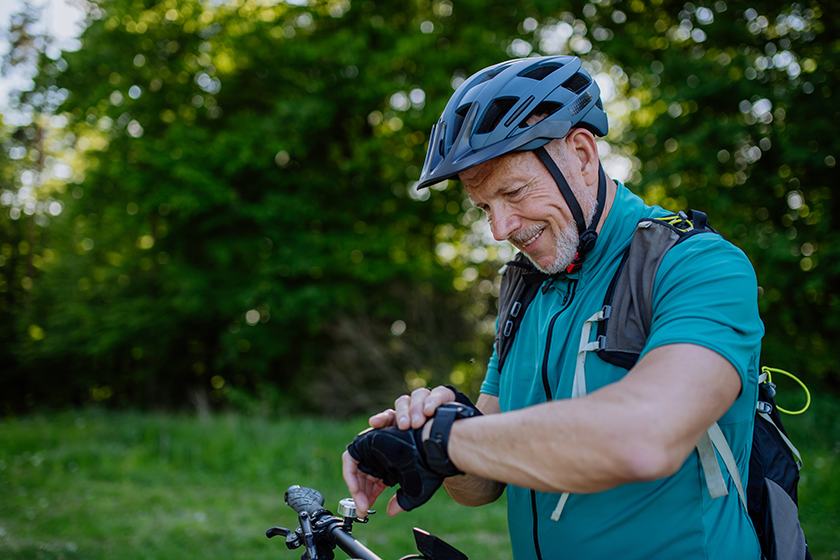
[417,55,607,190]
[417,55,610,272]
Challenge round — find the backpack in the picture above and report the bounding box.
[495,211,811,560]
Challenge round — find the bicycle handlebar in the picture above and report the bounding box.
[284,485,326,517]
[268,485,466,560]
[329,526,385,560]
[283,485,383,560]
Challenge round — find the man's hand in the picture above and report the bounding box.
[341,449,401,517]
[369,386,457,431]
[344,426,447,516]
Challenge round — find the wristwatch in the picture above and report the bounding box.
[423,403,479,476]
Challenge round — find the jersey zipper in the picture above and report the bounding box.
[530,489,543,560]
[531,278,578,560]
[540,279,578,401]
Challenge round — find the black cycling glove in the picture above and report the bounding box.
[347,425,442,511]
[347,402,479,512]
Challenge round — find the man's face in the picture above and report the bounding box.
[460,147,595,274]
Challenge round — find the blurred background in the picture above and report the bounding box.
[0,0,837,558]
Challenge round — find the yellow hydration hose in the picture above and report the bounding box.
[761,366,811,415]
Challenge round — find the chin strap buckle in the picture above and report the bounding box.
[566,252,583,274]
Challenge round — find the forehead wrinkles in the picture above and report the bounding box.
[460,158,495,189]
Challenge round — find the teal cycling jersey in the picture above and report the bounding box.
[481,184,764,560]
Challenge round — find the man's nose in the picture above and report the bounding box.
[490,206,520,242]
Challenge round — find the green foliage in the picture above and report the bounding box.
[570,0,839,379]
[2,0,839,413]
[786,381,840,556]
[0,1,76,411]
[5,0,536,413]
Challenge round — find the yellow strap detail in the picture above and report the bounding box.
[658,215,693,232]
[761,367,811,415]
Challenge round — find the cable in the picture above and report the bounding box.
[762,366,811,415]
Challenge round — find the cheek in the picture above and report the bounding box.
[527,192,573,227]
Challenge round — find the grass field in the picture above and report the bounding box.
[0,410,511,560]
[1,380,838,560]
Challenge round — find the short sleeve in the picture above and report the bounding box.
[643,234,764,419]
[481,348,502,397]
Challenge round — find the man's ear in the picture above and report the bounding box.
[565,128,600,187]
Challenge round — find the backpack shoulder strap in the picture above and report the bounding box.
[698,423,748,509]
[495,253,548,373]
[596,210,718,368]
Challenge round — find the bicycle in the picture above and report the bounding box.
[267,485,468,560]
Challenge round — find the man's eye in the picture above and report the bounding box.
[509,188,523,198]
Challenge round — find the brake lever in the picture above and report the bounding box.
[266,527,289,539]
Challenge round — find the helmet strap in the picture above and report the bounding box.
[533,146,607,268]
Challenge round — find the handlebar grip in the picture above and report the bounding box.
[285,485,326,517]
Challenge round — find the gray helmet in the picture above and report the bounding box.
[417,55,608,190]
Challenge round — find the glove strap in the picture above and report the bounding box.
[423,403,477,476]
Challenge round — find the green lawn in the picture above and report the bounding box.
[0,383,837,560]
[0,410,510,560]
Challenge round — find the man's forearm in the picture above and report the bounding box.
[446,344,743,495]
[443,473,505,506]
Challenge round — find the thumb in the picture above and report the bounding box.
[386,494,405,518]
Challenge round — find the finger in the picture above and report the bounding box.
[386,494,405,518]
[343,451,389,518]
[342,451,375,514]
[394,394,412,430]
[409,387,432,428]
[368,409,397,429]
[342,451,362,497]
[358,478,387,518]
[422,385,458,417]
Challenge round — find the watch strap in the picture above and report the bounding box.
[423,403,477,476]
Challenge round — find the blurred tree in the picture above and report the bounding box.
[465,0,839,384]
[6,0,535,415]
[3,0,837,415]
[571,0,839,382]
[1,0,75,412]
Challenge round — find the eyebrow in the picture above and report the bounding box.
[492,180,527,199]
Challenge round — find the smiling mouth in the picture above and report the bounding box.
[520,227,544,249]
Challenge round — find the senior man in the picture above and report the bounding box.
[343,55,764,560]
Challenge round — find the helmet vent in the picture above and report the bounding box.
[595,98,603,110]
[562,72,591,94]
[519,102,564,128]
[477,69,505,85]
[477,97,518,134]
[451,103,473,142]
[570,92,592,116]
[519,64,563,81]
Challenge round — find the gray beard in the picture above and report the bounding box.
[526,221,580,275]
[518,199,598,275]
[510,169,600,275]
